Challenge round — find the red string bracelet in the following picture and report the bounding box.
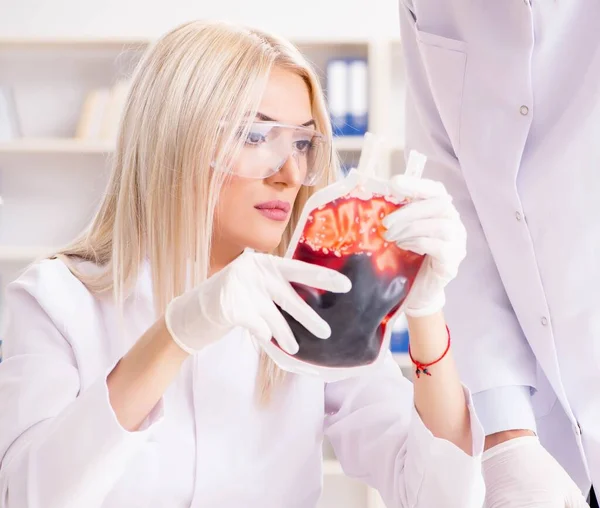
[408,325,451,378]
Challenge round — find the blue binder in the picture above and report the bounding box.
[390,327,409,354]
[326,58,349,137]
[326,57,369,137]
[347,58,368,136]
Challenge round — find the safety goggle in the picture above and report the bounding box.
[212,121,330,186]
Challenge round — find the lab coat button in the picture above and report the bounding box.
[573,423,581,435]
[520,105,529,115]
[541,316,548,326]
[516,211,523,221]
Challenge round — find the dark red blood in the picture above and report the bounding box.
[275,194,425,368]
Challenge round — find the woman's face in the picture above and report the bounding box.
[213,67,316,267]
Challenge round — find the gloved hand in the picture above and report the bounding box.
[382,175,467,317]
[165,249,352,355]
[483,436,590,508]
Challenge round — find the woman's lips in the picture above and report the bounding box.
[254,200,291,222]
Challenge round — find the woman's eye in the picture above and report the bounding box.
[246,131,266,145]
[294,139,312,152]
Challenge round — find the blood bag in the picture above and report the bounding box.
[261,134,428,381]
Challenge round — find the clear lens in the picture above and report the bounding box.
[216,122,330,186]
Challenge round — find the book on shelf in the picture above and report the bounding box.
[75,79,131,141]
[390,313,409,354]
[326,59,348,137]
[0,86,21,141]
[326,57,368,137]
[347,58,368,136]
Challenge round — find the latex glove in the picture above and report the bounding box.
[165,249,352,355]
[382,175,467,317]
[483,436,589,508]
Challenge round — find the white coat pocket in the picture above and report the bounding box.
[415,29,467,152]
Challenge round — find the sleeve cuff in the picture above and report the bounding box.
[407,385,484,463]
[74,370,165,457]
[404,386,485,505]
[472,385,537,436]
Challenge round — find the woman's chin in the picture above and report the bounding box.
[244,234,285,254]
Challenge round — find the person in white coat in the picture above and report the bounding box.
[398,0,598,507]
[0,20,484,508]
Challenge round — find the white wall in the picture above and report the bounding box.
[0,0,401,40]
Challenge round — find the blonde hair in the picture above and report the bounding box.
[55,20,340,404]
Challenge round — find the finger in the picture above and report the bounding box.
[382,196,455,230]
[399,238,465,270]
[395,241,427,256]
[237,314,273,345]
[259,299,300,355]
[390,175,449,200]
[383,217,460,244]
[384,217,455,243]
[395,237,447,259]
[272,257,352,293]
[267,276,332,340]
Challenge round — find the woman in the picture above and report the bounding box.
[0,20,484,508]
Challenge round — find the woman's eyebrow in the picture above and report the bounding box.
[255,112,316,128]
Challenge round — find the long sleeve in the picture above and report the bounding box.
[398,0,538,429]
[0,273,163,508]
[472,386,537,435]
[324,354,485,508]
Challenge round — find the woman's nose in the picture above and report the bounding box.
[267,153,304,187]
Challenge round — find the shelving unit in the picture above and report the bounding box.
[0,137,404,157]
[0,35,409,508]
[0,136,369,155]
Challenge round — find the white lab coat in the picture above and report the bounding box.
[398,0,600,495]
[0,258,485,508]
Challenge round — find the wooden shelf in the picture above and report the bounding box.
[333,136,364,152]
[0,138,115,155]
[0,37,153,50]
[291,37,373,46]
[0,247,54,263]
[334,136,404,153]
[323,459,344,476]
